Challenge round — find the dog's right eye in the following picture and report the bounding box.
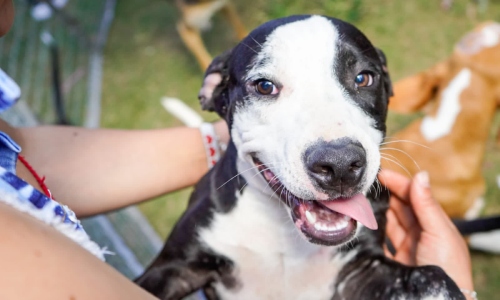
[255,80,278,95]
[354,72,374,88]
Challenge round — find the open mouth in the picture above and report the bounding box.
[253,157,378,246]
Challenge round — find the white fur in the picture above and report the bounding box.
[420,68,471,142]
[199,186,356,299]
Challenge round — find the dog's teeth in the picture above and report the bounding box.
[337,220,348,230]
[311,220,350,232]
[305,210,317,224]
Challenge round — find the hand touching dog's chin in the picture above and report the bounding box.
[252,157,378,246]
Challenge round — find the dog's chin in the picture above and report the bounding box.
[253,157,360,246]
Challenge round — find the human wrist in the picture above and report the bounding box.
[456,272,475,300]
[199,122,228,169]
[460,288,477,300]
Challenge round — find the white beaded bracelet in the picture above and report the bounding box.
[460,288,478,300]
[199,122,225,169]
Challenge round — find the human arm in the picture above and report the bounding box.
[0,202,158,300]
[5,120,228,217]
[378,169,474,295]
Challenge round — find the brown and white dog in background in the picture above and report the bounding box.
[175,0,247,70]
[381,21,500,252]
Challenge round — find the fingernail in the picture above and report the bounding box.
[415,171,430,188]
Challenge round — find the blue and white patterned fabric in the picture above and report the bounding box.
[0,68,21,111]
[0,68,107,260]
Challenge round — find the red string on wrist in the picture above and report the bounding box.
[18,155,53,199]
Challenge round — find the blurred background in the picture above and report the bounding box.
[1,0,500,298]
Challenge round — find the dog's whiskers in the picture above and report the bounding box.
[218,160,284,191]
[380,155,413,178]
[380,151,420,175]
[240,41,259,54]
[238,169,265,194]
[285,189,292,208]
[380,147,421,170]
[278,185,288,210]
[250,36,263,48]
[374,178,383,198]
[368,184,376,199]
[381,138,433,151]
[217,164,263,190]
[370,177,381,198]
[264,173,284,200]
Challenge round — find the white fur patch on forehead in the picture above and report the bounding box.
[246,15,340,81]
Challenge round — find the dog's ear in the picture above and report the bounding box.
[198,50,232,116]
[375,48,393,98]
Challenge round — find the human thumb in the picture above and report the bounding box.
[410,171,449,232]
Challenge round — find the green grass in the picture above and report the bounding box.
[101,0,500,297]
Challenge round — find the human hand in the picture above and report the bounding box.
[378,169,474,292]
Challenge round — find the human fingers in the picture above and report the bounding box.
[408,171,452,232]
[389,194,418,231]
[378,169,411,202]
[386,209,407,251]
[386,207,420,266]
[395,233,418,266]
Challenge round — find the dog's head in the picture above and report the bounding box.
[199,15,391,246]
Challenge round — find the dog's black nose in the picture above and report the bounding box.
[304,138,366,193]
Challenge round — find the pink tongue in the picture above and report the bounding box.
[321,193,378,230]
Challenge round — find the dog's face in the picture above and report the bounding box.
[200,15,392,247]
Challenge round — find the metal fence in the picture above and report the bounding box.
[0,0,114,126]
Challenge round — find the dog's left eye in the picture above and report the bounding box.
[255,80,279,95]
[354,72,374,87]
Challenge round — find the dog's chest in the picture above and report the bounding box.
[198,187,352,300]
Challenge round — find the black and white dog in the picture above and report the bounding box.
[136,15,465,300]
